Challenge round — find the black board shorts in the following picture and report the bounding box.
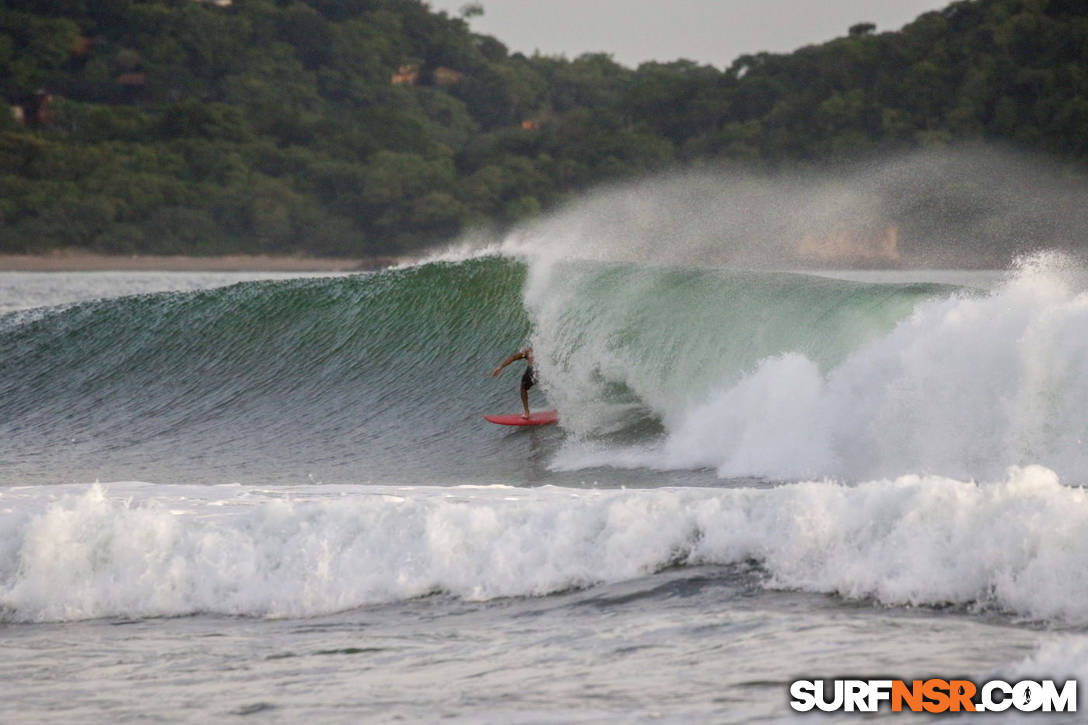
[521,364,537,390]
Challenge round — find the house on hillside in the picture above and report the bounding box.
[116,72,147,87]
[432,67,463,87]
[391,64,420,86]
[795,225,901,266]
[72,36,95,58]
[14,90,56,127]
[391,64,464,87]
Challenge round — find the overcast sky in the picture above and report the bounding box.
[425,0,950,69]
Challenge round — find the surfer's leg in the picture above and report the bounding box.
[520,367,535,418]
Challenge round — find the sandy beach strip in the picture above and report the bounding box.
[0,250,397,272]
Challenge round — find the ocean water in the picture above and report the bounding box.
[2,256,1087,722]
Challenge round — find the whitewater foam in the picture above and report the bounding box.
[3,467,1087,624]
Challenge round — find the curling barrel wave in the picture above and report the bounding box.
[531,255,1088,482]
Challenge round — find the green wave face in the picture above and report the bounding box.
[0,259,531,485]
[0,257,947,486]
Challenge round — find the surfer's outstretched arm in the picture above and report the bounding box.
[491,349,528,377]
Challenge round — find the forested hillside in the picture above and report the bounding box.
[1,0,1086,257]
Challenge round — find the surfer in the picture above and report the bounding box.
[491,346,536,418]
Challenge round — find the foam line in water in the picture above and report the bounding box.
[1011,636,1088,687]
[2,467,1087,623]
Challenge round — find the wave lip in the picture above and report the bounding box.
[2,466,1086,624]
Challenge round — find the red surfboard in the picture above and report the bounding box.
[484,410,559,426]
